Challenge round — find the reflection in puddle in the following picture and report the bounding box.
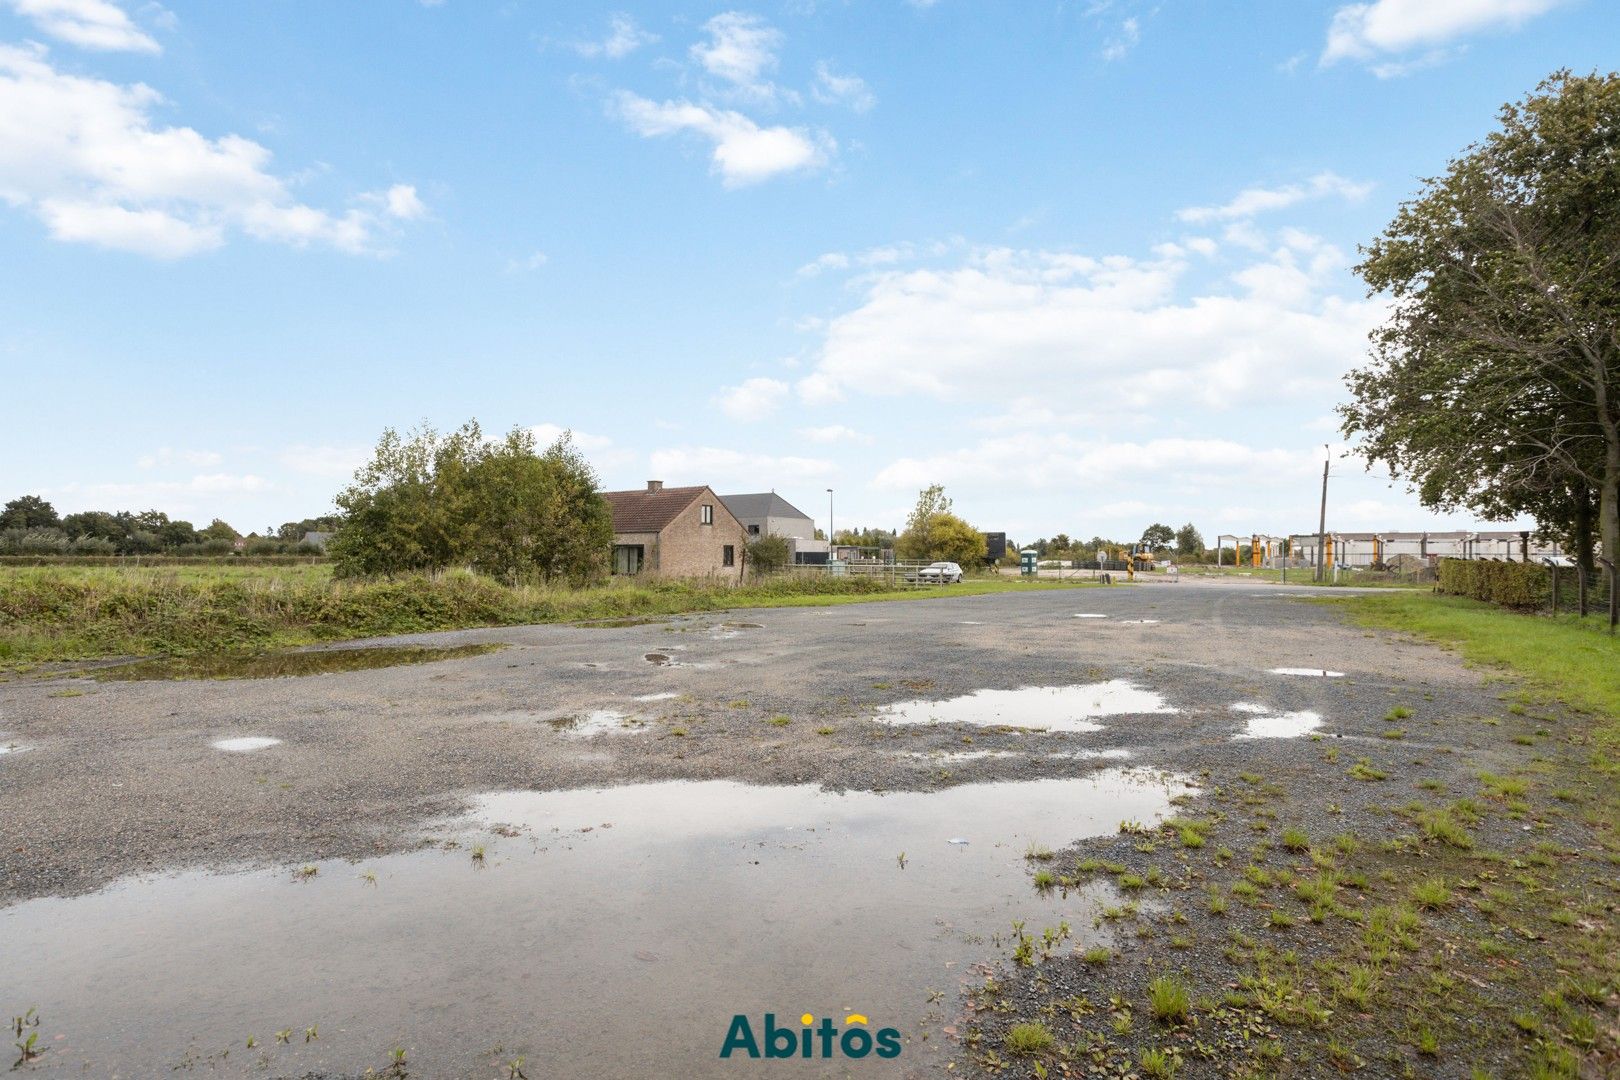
[1117,619,1160,625]
[874,680,1177,732]
[1072,613,1108,619]
[1270,668,1345,678]
[211,737,281,753]
[632,692,680,702]
[548,710,645,737]
[1230,702,1323,739]
[89,643,505,681]
[6,772,1192,1079]
[0,742,25,756]
[900,748,1133,763]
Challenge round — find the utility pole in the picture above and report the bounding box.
[1315,445,1330,583]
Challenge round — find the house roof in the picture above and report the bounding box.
[720,492,813,522]
[601,486,710,533]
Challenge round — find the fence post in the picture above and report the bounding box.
[1550,565,1558,618]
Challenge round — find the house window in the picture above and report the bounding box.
[700,504,713,525]
[613,545,645,575]
[723,545,735,567]
[748,524,760,535]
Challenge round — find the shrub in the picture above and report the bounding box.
[1436,558,1550,609]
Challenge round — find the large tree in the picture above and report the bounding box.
[1342,72,1620,598]
[329,421,612,582]
[896,484,987,565]
[0,495,58,531]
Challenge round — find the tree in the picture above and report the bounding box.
[1342,72,1620,616]
[199,519,241,542]
[329,420,612,581]
[746,533,792,574]
[896,484,987,565]
[0,496,58,531]
[1140,523,1174,551]
[1175,523,1204,558]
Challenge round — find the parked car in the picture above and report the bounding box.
[915,561,964,584]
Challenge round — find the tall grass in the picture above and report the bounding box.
[0,566,1070,661]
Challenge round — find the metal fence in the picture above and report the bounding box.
[768,560,966,589]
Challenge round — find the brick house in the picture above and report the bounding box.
[602,481,749,579]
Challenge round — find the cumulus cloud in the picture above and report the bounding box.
[136,447,222,469]
[611,91,830,186]
[1322,0,1567,70]
[1101,17,1139,61]
[690,11,784,103]
[573,13,657,59]
[716,377,790,421]
[277,445,368,478]
[798,424,874,445]
[0,43,423,257]
[1176,172,1372,223]
[811,61,874,112]
[527,424,615,452]
[5,0,159,53]
[648,445,834,485]
[794,235,1382,411]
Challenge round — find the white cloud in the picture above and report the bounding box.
[1177,172,1372,224]
[573,13,657,59]
[1322,0,1566,68]
[690,11,782,103]
[136,447,221,469]
[649,445,834,485]
[795,236,1381,412]
[506,250,548,272]
[812,61,874,112]
[6,0,159,53]
[0,43,422,257]
[527,424,615,452]
[716,377,790,421]
[611,91,830,186]
[795,240,946,277]
[798,424,874,445]
[277,445,368,478]
[1101,17,1139,61]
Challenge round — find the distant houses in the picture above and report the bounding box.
[719,492,829,565]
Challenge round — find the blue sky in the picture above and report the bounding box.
[3,0,1614,542]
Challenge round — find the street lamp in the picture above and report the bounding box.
[826,488,834,558]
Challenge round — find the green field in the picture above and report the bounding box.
[0,564,1095,664]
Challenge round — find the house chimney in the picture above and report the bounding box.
[647,480,663,492]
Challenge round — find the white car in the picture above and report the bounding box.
[916,561,964,584]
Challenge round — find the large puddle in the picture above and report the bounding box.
[873,680,1177,732]
[4,772,1189,1078]
[85,643,505,681]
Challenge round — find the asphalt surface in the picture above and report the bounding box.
[0,578,1513,905]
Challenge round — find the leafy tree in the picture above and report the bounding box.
[1175,523,1204,558]
[1343,71,1620,587]
[199,519,241,541]
[1140,523,1175,551]
[1049,533,1072,553]
[0,496,58,531]
[329,420,612,582]
[746,532,792,574]
[896,484,987,565]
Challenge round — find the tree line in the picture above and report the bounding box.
[0,495,336,556]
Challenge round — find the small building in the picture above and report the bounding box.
[720,491,829,564]
[602,481,749,579]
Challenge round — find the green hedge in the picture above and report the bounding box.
[1436,558,1551,609]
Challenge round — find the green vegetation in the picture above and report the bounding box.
[1146,975,1190,1024]
[1003,1021,1055,1056]
[0,564,1087,664]
[894,484,987,566]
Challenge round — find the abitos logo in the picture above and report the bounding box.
[720,1012,903,1061]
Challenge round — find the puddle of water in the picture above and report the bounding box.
[1230,702,1323,739]
[88,643,505,682]
[1269,668,1345,678]
[211,736,282,753]
[632,692,680,702]
[0,742,25,756]
[1117,619,1160,625]
[873,680,1176,732]
[900,748,1133,763]
[6,772,1191,1078]
[547,710,646,737]
[721,622,764,629]
[957,620,985,625]
[1072,613,1108,619]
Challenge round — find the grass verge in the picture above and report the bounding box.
[0,567,1096,664]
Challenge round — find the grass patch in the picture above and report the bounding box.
[1146,975,1191,1024]
[0,566,1093,664]
[1003,1021,1055,1056]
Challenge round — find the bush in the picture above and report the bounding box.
[1436,558,1550,609]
